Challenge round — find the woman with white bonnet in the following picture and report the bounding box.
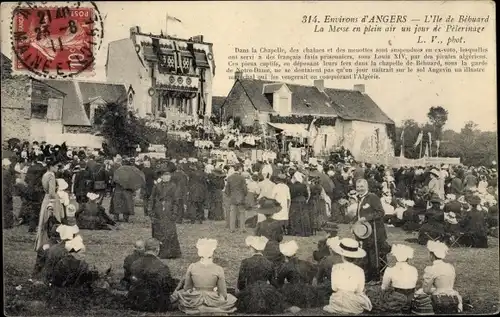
[288,171,313,237]
[236,236,286,314]
[276,240,321,308]
[174,238,237,315]
[414,240,463,314]
[367,244,418,313]
[323,237,372,314]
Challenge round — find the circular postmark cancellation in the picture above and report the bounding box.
[11,1,104,78]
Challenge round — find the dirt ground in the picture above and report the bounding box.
[3,197,499,316]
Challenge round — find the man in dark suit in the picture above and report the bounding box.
[187,163,208,224]
[171,163,189,223]
[355,178,390,282]
[225,164,248,233]
[141,160,156,217]
[24,154,47,232]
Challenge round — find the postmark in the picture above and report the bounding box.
[11,1,104,78]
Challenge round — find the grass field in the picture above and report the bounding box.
[3,197,500,316]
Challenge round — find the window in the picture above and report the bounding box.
[31,104,48,119]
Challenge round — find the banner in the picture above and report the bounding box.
[413,131,423,148]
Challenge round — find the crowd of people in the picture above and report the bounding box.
[2,138,497,315]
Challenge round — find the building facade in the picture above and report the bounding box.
[106,26,216,124]
[221,73,396,164]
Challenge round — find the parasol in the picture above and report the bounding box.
[113,165,145,190]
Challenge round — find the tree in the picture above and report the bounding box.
[97,102,147,156]
[427,106,449,140]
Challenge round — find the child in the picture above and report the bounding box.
[56,178,71,219]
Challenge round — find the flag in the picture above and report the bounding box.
[167,14,182,23]
[400,129,405,140]
[424,142,429,157]
[436,140,441,150]
[166,14,184,37]
[413,131,423,147]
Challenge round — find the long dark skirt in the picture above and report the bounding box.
[308,197,328,233]
[128,278,179,312]
[110,186,134,216]
[280,283,322,308]
[208,190,224,221]
[289,199,313,237]
[237,281,286,314]
[152,217,181,259]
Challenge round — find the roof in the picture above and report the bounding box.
[41,79,129,126]
[323,88,394,124]
[1,51,12,64]
[106,38,146,73]
[237,79,339,115]
[226,78,394,124]
[212,96,226,106]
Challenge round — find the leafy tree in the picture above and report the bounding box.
[427,106,449,140]
[97,102,148,156]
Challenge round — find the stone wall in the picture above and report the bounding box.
[1,76,32,141]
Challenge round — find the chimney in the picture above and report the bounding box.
[234,70,243,81]
[314,79,324,92]
[353,84,365,93]
[130,26,140,44]
[191,35,204,42]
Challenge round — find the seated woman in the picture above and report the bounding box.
[323,237,372,315]
[366,244,418,314]
[255,198,286,270]
[312,222,339,262]
[128,238,178,312]
[276,240,320,308]
[76,192,117,230]
[119,240,145,290]
[173,238,237,315]
[413,240,463,314]
[459,195,489,248]
[418,195,446,245]
[236,236,286,314]
[49,235,101,290]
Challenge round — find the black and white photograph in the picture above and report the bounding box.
[1,1,497,315]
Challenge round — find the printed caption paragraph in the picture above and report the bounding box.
[227,13,491,81]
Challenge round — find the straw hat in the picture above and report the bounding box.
[427,240,449,259]
[86,192,99,201]
[56,178,68,191]
[327,237,366,258]
[257,198,282,215]
[196,238,218,258]
[65,235,85,253]
[391,244,414,262]
[352,220,373,240]
[279,240,299,257]
[245,236,269,251]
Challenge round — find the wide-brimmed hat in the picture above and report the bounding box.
[327,237,366,258]
[352,220,373,240]
[257,197,282,215]
[427,240,448,259]
[391,244,414,262]
[429,169,440,177]
[56,178,68,191]
[245,236,269,251]
[279,240,299,257]
[322,222,339,234]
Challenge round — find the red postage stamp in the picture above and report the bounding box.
[11,2,103,78]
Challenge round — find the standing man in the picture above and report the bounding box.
[141,159,156,217]
[187,163,208,224]
[24,154,47,233]
[355,178,390,282]
[171,162,189,223]
[225,164,248,233]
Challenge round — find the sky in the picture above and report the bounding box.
[1,1,496,132]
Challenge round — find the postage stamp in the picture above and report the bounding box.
[11,1,104,78]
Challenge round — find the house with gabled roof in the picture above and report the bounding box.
[221,71,396,163]
[1,75,134,148]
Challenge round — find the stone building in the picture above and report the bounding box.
[221,72,396,163]
[106,26,216,123]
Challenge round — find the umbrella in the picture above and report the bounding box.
[113,165,145,190]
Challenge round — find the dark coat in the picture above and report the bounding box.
[225,172,248,205]
[171,170,188,201]
[450,177,463,196]
[128,253,178,312]
[121,250,145,289]
[141,167,156,198]
[237,254,275,291]
[187,170,208,202]
[315,254,342,284]
[356,193,390,257]
[255,218,284,266]
[25,162,47,201]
